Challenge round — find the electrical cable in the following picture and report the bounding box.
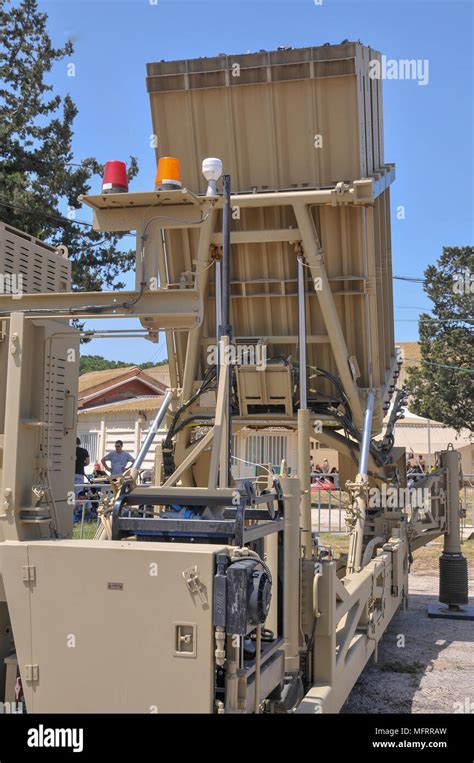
[403,357,474,374]
[393,275,425,283]
[0,197,114,231]
[162,365,218,476]
[396,317,473,324]
[230,456,274,476]
[0,205,213,317]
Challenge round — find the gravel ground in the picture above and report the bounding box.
[342,573,474,714]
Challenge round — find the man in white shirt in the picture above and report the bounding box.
[101,440,134,476]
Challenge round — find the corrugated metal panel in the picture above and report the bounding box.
[147,43,384,193]
[160,193,395,398]
[145,43,396,431]
[0,222,71,294]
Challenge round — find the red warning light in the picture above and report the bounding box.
[102,161,129,194]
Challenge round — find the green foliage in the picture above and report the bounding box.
[0,0,138,292]
[79,355,168,375]
[406,246,474,432]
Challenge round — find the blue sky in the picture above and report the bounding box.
[38,0,473,364]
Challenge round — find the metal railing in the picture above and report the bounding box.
[74,481,112,539]
[311,480,345,533]
[73,468,156,538]
[312,473,474,534]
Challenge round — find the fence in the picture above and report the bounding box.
[312,473,474,534]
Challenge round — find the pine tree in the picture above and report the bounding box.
[0,0,138,291]
[407,246,474,432]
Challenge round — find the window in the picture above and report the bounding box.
[245,434,288,470]
[80,432,99,463]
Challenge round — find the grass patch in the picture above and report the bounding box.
[318,534,474,575]
[72,522,98,540]
[411,539,474,574]
[380,660,424,674]
[318,532,349,558]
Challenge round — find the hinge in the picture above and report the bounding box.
[24,664,39,683]
[22,565,36,583]
[182,566,208,606]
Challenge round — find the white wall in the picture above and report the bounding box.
[77,412,166,475]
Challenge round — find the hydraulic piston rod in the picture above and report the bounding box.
[358,390,375,478]
[129,388,173,479]
[347,390,375,574]
[297,256,312,558]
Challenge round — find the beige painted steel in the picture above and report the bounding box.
[299,535,408,713]
[4,653,17,704]
[146,43,385,193]
[0,222,71,294]
[156,192,396,433]
[0,226,79,554]
[81,172,394,229]
[0,39,465,719]
[0,313,79,542]
[441,449,462,555]
[280,475,301,672]
[0,289,203,330]
[236,363,293,417]
[0,539,225,713]
[81,189,397,435]
[145,43,396,435]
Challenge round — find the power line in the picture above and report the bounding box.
[0,198,136,238]
[393,275,425,283]
[403,357,474,374]
[0,198,94,228]
[395,317,473,323]
[0,201,459,291]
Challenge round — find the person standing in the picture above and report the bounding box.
[101,440,134,476]
[322,458,330,475]
[75,437,90,496]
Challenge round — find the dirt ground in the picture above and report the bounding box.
[337,538,474,714]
